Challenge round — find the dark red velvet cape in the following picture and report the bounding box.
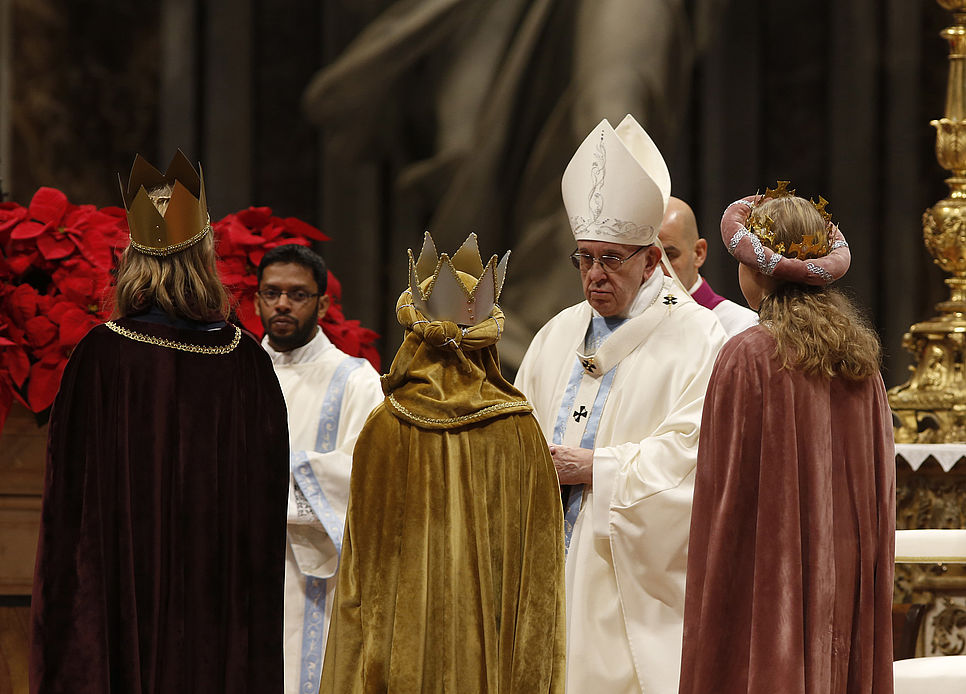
[680,326,895,694]
[30,318,290,694]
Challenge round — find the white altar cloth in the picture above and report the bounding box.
[895,529,966,563]
[894,655,966,693]
[895,443,966,472]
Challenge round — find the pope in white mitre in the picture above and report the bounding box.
[514,115,726,693]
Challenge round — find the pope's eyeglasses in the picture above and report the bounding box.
[570,245,646,273]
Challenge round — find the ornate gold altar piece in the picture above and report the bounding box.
[890,1,966,443]
[889,3,966,659]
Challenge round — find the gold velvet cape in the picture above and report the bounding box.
[320,295,566,693]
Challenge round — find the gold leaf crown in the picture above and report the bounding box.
[119,150,210,256]
[747,181,834,261]
[408,232,510,326]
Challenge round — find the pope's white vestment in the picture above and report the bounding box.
[515,272,726,694]
[262,329,383,694]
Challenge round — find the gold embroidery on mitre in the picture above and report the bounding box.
[408,232,510,326]
[119,150,210,256]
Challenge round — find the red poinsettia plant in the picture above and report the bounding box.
[0,188,380,435]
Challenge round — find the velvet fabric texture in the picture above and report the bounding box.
[30,317,290,694]
[679,326,895,694]
[320,293,566,693]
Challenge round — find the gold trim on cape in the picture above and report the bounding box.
[106,320,241,354]
[386,393,531,426]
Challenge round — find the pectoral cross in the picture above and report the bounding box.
[573,405,588,422]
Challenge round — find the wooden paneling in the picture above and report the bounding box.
[0,404,45,597]
[0,604,30,694]
[0,406,45,498]
[0,497,41,596]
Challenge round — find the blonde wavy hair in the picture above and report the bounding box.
[753,197,881,380]
[112,229,230,322]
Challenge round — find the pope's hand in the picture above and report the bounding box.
[549,444,593,485]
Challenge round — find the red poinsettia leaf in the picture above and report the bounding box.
[235,297,263,338]
[63,204,98,229]
[24,315,58,347]
[322,301,345,324]
[6,284,41,322]
[6,251,39,276]
[37,232,77,260]
[327,271,343,302]
[76,226,121,269]
[248,249,266,267]
[234,207,273,229]
[10,220,48,240]
[26,358,66,413]
[2,345,30,386]
[225,218,266,245]
[217,256,250,285]
[283,216,329,241]
[29,187,69,225]
[58,311,98,347]
[0,203,28,234]
[46,302,75,325]
[52,258,108,305]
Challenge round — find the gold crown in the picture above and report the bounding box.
[748,181,833,260]
[119,150,210,256]
[408,232,510,326]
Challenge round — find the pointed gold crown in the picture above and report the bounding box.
[408,232,510,326]
[748,181,833,260]
[119,150,210,256]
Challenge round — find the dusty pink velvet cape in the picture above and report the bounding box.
[320,319,566,693]
[30,318,290,694]
[679,326,895,694]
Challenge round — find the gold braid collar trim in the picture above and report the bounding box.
[130,224,211,257]
[106,320,241,354]
[387,393,531,427]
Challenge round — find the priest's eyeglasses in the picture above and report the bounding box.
[570,245,645,273]
[257,289,320,305]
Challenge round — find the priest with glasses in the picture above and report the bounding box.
[254,244,383,694]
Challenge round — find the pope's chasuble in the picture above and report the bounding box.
[263,329,383,694]
[515,273,726,694]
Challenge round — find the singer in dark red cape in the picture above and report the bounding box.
[30,317,289,694]
[679,325,895,694]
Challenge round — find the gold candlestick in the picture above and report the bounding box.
[889,2,966,443]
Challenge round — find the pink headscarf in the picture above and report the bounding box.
[720,195,850,285]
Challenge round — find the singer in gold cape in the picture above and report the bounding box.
[320,242,565,693]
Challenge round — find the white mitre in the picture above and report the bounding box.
[562,114,671,246]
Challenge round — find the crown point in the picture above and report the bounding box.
[414,232,439,281]
[452,233,485,277]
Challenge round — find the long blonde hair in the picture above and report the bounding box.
[112,230,230,322]
[751,197,881,380]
